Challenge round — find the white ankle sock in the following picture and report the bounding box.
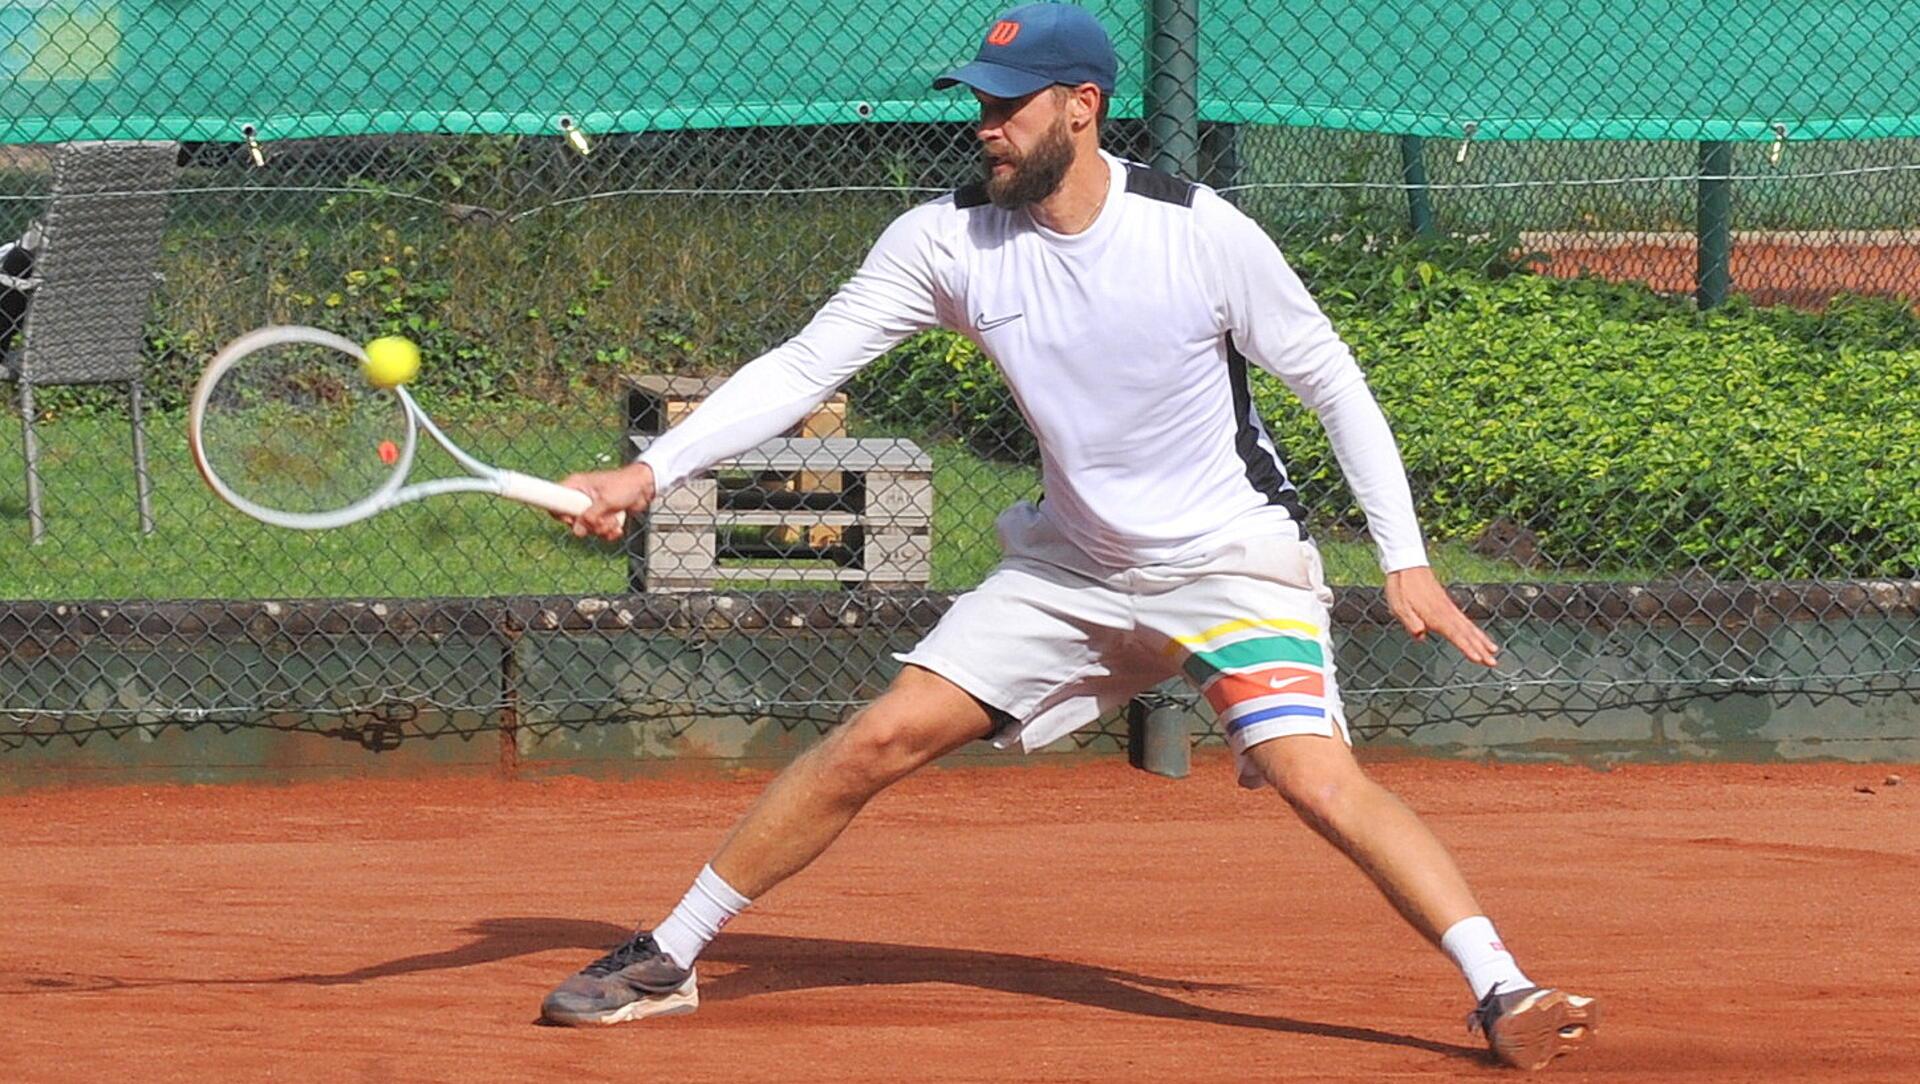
[652,865,752,970]
[1440,915,1532,1001]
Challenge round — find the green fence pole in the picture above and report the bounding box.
[1202,122,1240,199]
[1696,140,1733,308]
[1399,134,1434,236]
[1147,0,1200,180]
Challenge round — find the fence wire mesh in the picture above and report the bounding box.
[3,1,1918,762]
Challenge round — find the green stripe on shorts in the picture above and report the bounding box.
[1186,635,1324,677]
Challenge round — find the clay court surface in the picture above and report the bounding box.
[1525,232,1920,309]
[5,754,1916,1082]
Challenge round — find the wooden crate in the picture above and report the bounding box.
[629,436,932,592]
[622,373,848,546]
[622,374,847,439]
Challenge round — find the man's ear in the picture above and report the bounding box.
[1072,84,1102,131]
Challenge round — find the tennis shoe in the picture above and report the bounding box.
[541,930,698,1026]
[1467,984,1598,1070]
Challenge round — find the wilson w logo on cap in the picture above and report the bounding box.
[933,4,1118,97]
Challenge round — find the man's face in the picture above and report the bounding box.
[974,88,1075,210]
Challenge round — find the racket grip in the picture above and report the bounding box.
[498,470,624,526]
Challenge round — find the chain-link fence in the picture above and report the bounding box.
[4,1,1918,765]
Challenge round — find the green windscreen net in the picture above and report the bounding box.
[3,0,1917,142]
[1203,1,1920,141]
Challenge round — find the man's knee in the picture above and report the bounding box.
[810,666,995,794]
[822,709,918,787]
[1250,734,1371,826]
[817,702,973,795]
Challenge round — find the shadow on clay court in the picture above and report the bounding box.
[11,916,1479,1059]
[9,917,1480,1058]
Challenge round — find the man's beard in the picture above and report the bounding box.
[983,116,1074,210]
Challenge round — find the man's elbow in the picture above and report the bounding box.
[1296,365,1373,416]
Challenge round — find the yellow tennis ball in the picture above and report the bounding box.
[362,336,420,389]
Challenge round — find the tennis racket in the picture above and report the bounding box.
[189,324,602,530]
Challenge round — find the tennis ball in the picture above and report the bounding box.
[362,336,420,389]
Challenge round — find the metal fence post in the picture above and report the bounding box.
[1202,122,1241,200]
[1147,0,1201,180]
[1696,140,1734,308]
[1400,134,1435,236]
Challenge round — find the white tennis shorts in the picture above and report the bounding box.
[897,502,1349,786]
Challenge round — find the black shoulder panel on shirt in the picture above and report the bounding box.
[1124,162,1197,207]
[953,182,991,209]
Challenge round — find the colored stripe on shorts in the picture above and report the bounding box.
[1179,634,1324,686]
[1170,616,1321,650]
[1224,703,1326,735]
[1209,667,1328,734]
[1172,617,1330,738]
[1202,666,1326,714]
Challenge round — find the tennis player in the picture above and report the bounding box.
[547,3,1596,1069]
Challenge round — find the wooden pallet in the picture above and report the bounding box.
[623,373,849,547]
[629,435,932,592]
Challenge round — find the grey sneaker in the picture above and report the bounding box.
[541,930,698,1026]
[1467,984,1599,1070]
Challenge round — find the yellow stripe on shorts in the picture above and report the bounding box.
[1167,616,1322,656]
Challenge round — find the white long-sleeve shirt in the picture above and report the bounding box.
[640,150,1429,572]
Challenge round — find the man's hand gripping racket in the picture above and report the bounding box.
[554,460,656,541]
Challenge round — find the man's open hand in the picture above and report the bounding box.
[1384,566,1500,667]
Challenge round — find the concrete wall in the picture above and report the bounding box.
[4,584,1916,790]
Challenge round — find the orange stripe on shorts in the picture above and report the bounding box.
[1203,666,1325,712]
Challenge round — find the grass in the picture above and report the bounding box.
[134,186,914,396]
[2,136,1728,598]
[0,405,1603,601]
[0,404,631,599]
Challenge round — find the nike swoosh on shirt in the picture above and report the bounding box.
[1267,675,1315,691]
[977,312,1024,331]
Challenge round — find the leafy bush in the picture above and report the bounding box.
[25,188,901,420]
[1279,260,1920,577]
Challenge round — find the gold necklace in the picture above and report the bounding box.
[1074,181,1109,233]
[1054,179,1107,234]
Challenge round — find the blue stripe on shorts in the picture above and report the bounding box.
[1225,703,1326,735]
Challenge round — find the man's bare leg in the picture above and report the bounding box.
[542,665,994,1026]
[710,664,995,898]
[1245,733,1479,942]
[1247,733,1597,1069]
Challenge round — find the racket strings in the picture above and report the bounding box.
[198,340,408,517]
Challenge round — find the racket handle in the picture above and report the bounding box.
[498,471,599,519]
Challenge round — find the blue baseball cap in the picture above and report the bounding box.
[933,3,1117,98]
